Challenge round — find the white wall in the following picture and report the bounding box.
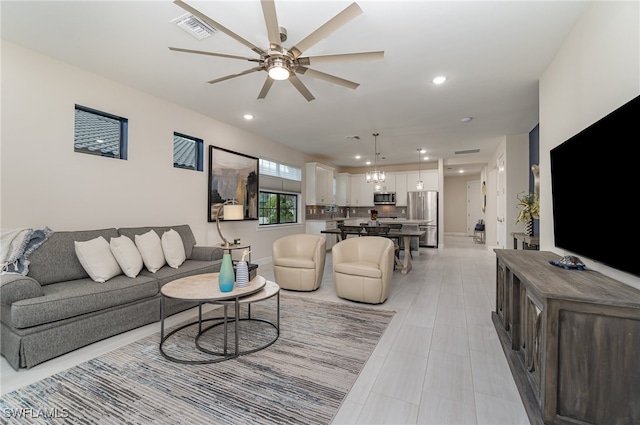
[539,2,640,289]
[0,41,306,262]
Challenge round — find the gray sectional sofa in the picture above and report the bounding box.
[0,224,223,370]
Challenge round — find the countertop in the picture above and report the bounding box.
[306,218,432,224]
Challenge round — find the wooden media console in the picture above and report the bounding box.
[492,249,640,425]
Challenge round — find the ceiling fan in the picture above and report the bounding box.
[169,0,384,102]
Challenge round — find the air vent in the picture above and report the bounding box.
[172,13,217,40]
[455,149,480,155]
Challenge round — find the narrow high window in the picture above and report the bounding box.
[74,105,128,160]
[173,132,203,171]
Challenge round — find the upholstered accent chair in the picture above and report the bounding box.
[272,234,326,291]
[331,236,395,304]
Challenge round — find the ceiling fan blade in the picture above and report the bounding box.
[298,51,384,66]
[173,0,265,55]
[207,66,263,84]
[289,2,363,58]
[169,47,259,62]
[260,0,281,50]
[296,67,359,90]
[288,75,316,102]
[257,77,274,99]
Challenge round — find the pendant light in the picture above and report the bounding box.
[366,133,385,184]
[416,148,424,190]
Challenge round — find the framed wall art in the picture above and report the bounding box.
[208,146,259,222]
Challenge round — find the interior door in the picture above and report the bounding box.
[467,180,482,236]
[497,154,506,248]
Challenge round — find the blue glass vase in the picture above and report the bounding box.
[218,254,234,292]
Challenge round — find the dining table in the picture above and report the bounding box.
[320,226,426,274]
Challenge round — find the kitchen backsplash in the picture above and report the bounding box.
[305,205,408,220]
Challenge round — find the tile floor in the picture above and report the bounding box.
[0,235,530,424]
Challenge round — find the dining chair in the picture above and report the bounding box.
[338,224,365,240]
[363,226,400,270]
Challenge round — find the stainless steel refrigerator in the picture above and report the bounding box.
[407,191,438,247]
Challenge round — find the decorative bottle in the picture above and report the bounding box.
[218,253,234,292]
[235,249,251,289]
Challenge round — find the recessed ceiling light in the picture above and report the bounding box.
[419,149,427,154]
[460,117,473,123]
[365,160,371,165]
[459,170,464,174]
[243,114,254,120]
[432,76,447,85]
[355,155,361,160]
[423,156,429,161]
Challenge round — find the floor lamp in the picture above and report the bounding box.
[216,200,244,247]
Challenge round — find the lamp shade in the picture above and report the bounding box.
[216,201,243,247]
[223,204,244,220]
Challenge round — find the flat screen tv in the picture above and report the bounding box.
[550,94,640,277]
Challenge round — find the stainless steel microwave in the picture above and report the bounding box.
[374,192,396,205]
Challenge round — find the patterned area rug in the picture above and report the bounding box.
[0,294,395,424]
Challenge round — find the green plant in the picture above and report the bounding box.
[515,192,539,223]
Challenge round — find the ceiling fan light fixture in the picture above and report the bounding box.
[267,58,290,80]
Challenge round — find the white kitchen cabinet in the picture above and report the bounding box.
[395,173,408,206]
[349,174,375,207]
[349,174,362,206]
[406,172,420,191]
[421,170,438,191]
[361,176,375,206]
[335,173,351,206]
[305,220,337,251]
[374,173,396,193]
[407,169,438,191]
[305,162,334,206]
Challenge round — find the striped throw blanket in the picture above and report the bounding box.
[1,227,53,275]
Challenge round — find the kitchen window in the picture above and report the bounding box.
[258,158,301,226]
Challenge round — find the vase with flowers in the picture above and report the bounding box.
[515,192,539,236]
[368,209,379,227]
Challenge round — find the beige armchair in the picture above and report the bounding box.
[332,236,395,304]
[272,234,326,291]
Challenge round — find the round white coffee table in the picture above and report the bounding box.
[160,273,280,364]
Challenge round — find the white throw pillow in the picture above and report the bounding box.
[161,229,186,269]
[134,230,166,273]
[74,237,122,283]
[110,235,144,278]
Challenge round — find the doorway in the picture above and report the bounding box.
[496,154,506,248]
[467,180,482,236]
